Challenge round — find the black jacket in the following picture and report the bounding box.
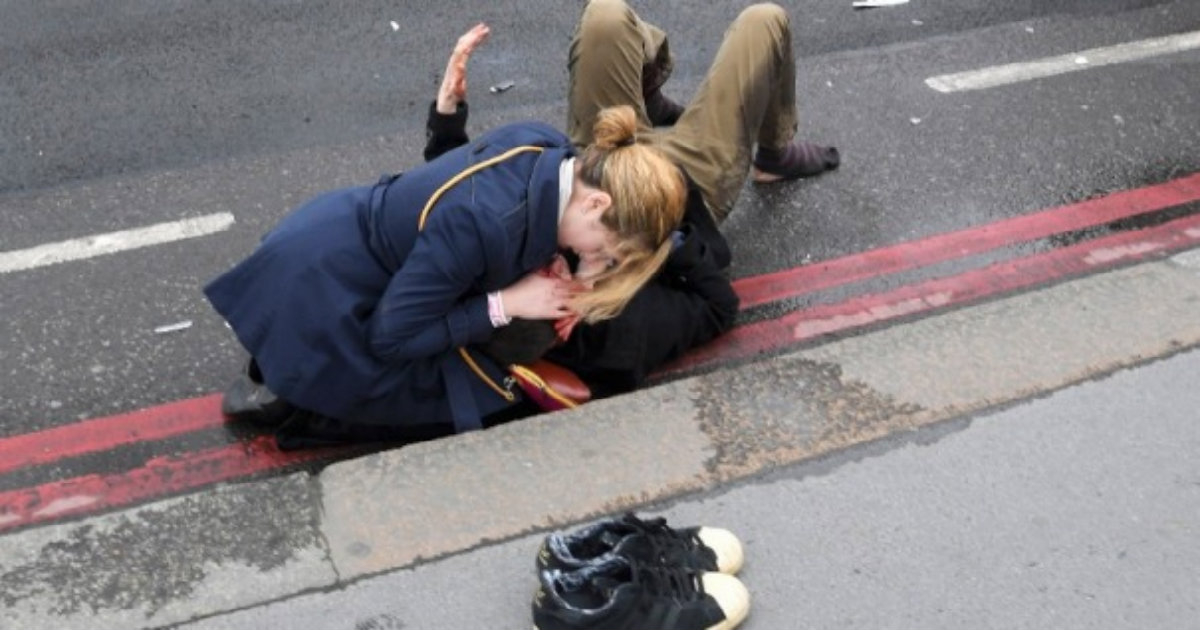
[425,102,738,397]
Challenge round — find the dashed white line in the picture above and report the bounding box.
[926,30,1200,93]
[0,212,235,274]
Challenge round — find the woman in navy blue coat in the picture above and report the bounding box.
[205,101,687,443]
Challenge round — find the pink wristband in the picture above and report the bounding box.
[487,292,511,327]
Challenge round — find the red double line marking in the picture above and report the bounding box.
[0,394,225,476]
[0,437,353,531]
[731,172,1200,308]
[663,211,1200,374]
[2,173,1199,533]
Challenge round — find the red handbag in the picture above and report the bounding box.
[508,360,592,411]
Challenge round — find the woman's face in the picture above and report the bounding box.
[559,190,621,270]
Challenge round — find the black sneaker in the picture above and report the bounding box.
[532,556,750,630]
[221,358,293,426]
[537,513,744,575]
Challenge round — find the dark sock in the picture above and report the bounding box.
[644,89,684,127]
[754,142,840,180]
[642,56,684,127]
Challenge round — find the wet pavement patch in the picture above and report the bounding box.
[693,356,925,479]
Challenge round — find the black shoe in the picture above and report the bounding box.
[532,556,749,630]
[537,513,744,575]
[221,359,293,425]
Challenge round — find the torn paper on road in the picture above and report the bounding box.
[153,320,193,334]
[489,81,515,94]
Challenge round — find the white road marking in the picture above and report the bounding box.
[792,291,953,339]
[1083,241,1163,265]
[926,30,1200,93]
[0,212,235,274]
[31,494,98,518]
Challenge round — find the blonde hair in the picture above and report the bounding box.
[570,106,687,322]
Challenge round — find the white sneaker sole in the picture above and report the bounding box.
[696,526,745,575]
[703,572,751,630]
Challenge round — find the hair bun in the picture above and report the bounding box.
[591,105,638,150]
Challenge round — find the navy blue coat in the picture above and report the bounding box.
[205,121,573,433]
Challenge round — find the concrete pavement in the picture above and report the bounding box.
[3,247,1199,630]
[182,315,1200,630]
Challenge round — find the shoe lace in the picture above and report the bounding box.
[620,513,705,562]
[631,561,705,603]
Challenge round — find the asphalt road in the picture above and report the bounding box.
[0,0,1177,193]
[2,3,1199,627]
[2,0,1199,465]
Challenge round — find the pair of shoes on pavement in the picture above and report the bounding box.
[532,513,750,630]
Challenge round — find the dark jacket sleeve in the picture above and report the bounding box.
[546,221,738,397]
[635,222,739,364]
[677,176,730,269]
[366,208,496,362]
[424,101,470,162]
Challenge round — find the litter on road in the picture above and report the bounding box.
[153,320,193,334]
[853,0,910,8]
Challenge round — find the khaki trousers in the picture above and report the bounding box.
[567,0,799,222]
